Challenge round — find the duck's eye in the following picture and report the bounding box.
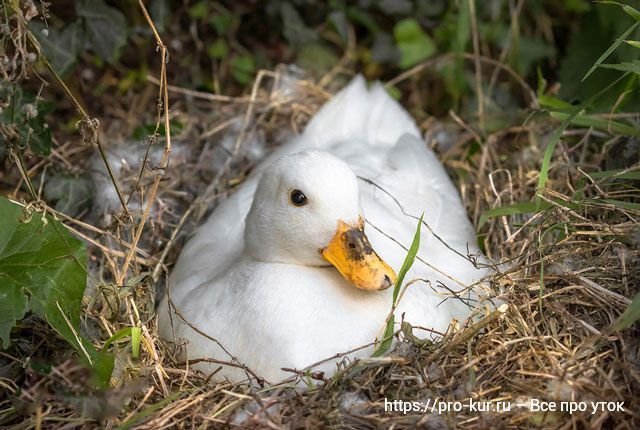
[289,189,307,207]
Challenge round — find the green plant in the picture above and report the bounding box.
[0,197,113,387]
[373,214,423,357]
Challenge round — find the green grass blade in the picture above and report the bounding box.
[101,327,132,352]
[599,60,640,74]
[588,169,640,180]
[598,1,640,21]
[582,21,639,81]
[131,326,141,359]
[549,112,640,137]
[612,293,640,330]
[372,316,396,358]
[102,326,141,359]
[536,73,629,210]
[600,199,640,210]
[392,213,423,304]
[373,214,423,357]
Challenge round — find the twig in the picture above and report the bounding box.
[26,31,130,217]
[118,1,173,284]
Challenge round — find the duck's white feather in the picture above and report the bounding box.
[158,76,488,383]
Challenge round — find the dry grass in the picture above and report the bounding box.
[1,7,640,429]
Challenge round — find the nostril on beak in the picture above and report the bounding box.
[380,274,393,290]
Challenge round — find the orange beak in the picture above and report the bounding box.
[321,218,396,291]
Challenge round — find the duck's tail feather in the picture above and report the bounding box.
[302,75,421,148]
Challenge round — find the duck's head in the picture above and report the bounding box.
[245,150,396,291]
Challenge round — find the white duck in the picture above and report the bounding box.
[158,76,489,384]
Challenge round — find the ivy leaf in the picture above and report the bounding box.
[230,55,255,85]
[25,122,52,155]
[0,197,113,387]
[394,19,436,69]
[0,87,53,155]
[30,21,83,76]
[76,0,127,63]
[0,285,29,348]
[207,39,229,59]
[210,13,234,34]
[188,1,209,19]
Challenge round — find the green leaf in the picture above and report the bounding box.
[582,21,639,81]
[558,6,640,111]
[393,19,436,69]
[25,120,52,156]
[0,197,113,386]
[230,55,255,85]
[393,214,423,304]
[102,327,134,352]
[537,73,629,208]
[599,59,640,74]
[188,1,209,19]
[587,169,640,180]
[0,284,29,347]
[373,214,423,357]
[612,293,640,330]
[30,21,83,76]
[538,94,573,111]
[597,1,640,21]
[207,39,228,59]
[210,13,234,34]
[549,111,640,137]
[102,325,141,359]
[599,199,640,210]
[445,0,470,102]
[624,39,640,48]
[537,70,573,110]
[564,0,592,12]
[0,87,53,155]
[76,0,127,63]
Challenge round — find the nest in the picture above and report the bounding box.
[2,60,639,429]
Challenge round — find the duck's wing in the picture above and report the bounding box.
[357,134,485,287]
[166,179,258,303]
[301,76,421,147]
